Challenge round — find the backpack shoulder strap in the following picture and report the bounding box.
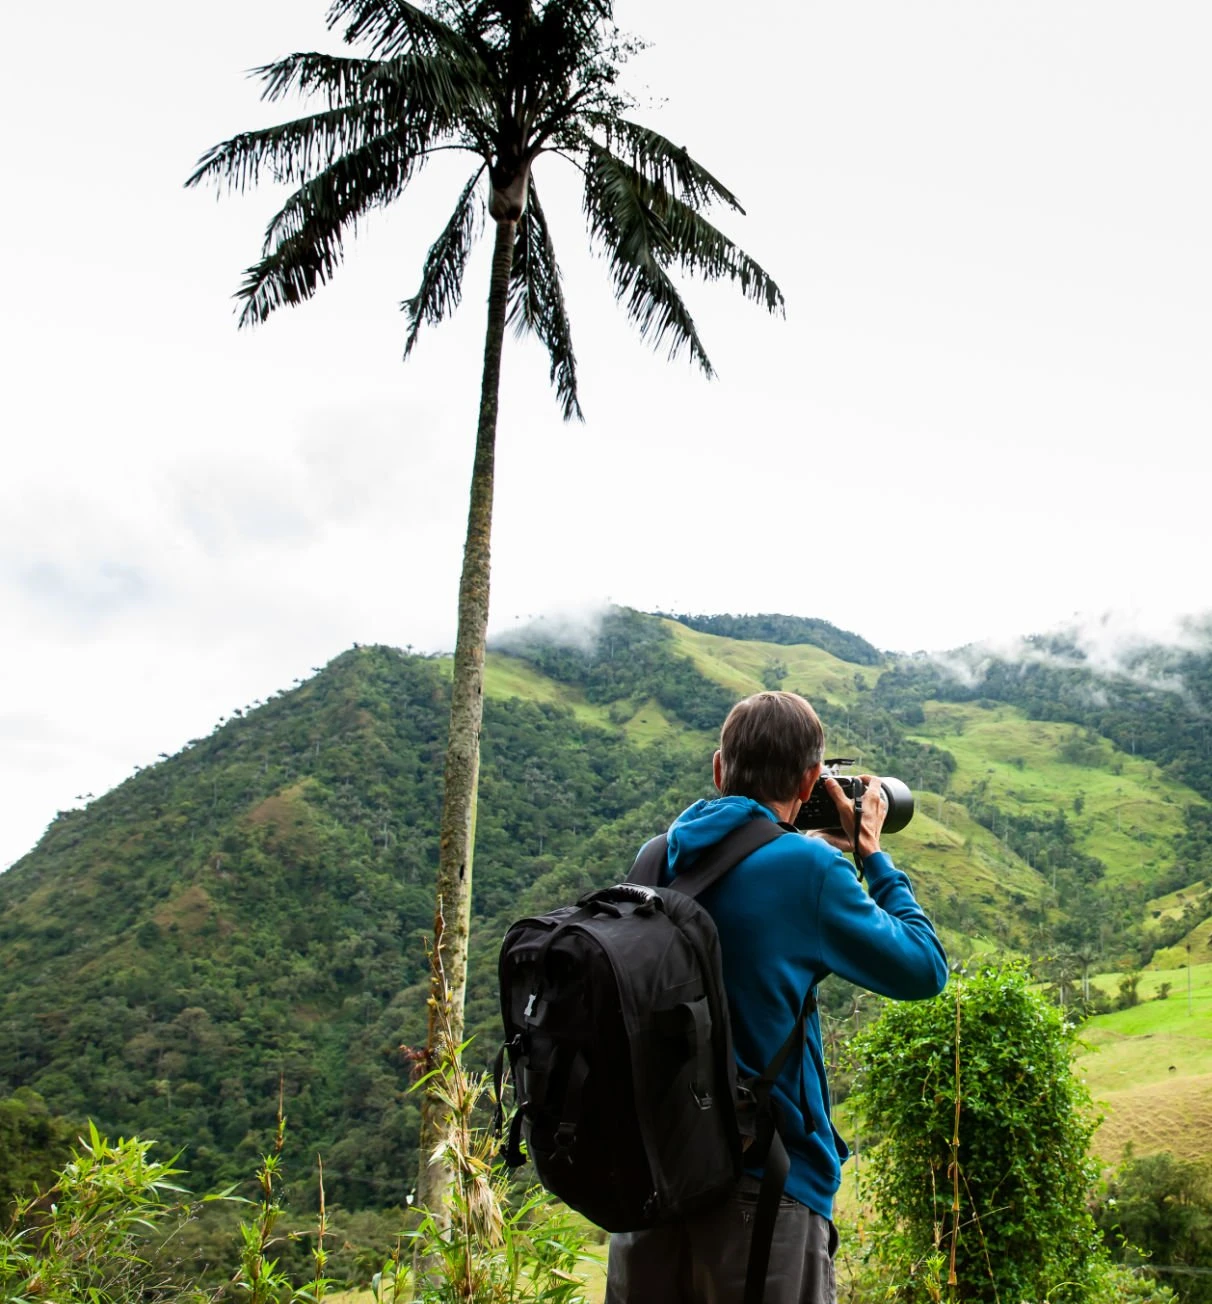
[671,818,794,899]
[626,818,794,894]
[625,835,669,888]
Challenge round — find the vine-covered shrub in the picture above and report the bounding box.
[849,965,1108,1303]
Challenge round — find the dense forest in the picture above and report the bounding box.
[2,607,1211,1213]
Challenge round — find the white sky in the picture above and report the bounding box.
[2,0,1209,869]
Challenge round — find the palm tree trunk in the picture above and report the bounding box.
[415,216,516,1215]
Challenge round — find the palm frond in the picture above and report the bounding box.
[588,116,744,213]
[402,166,487,357]
[252,51,381,106]
[586,144,783,317]
[583,144,712,374]
[364,50,494,129]
[522,7,634,145]
[660,195,785,316]
[187,52,488,196]
[327,0,485,64]
[252,49,491,124]
[235,133,420,327]
[520,5,592,121]
[508,179,582,421]
[185,102,390,194]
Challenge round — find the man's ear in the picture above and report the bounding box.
[713,750,724,793]
[798,763,823,803]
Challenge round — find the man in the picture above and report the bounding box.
[606,690,948,1304]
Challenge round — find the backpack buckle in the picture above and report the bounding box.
[551,1121,576,1163]
[690,1083,714,1110]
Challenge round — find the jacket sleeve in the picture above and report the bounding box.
[813,848,949,1000]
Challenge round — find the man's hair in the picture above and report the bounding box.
[718,691,825,805]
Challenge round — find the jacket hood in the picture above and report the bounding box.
[666,795,779,876]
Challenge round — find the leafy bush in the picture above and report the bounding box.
[848,964,1109,1302]
[0,1122,199,1302]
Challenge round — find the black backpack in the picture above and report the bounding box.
[495,818,816,1304]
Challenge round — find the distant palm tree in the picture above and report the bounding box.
[188,0,784,1210]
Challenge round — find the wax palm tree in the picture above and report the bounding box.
[187,0,784,1210]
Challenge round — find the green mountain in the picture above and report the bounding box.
[2,608,1210,1206]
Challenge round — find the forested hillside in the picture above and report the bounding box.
[0,618,719,1205]
[2,607,1211,1209]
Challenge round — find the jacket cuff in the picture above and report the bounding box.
[862,850,896,882]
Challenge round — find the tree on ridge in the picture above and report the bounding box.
[187,0,784,1213]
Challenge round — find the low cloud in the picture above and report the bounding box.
[489,602,611,656]
[931,608,1212,696]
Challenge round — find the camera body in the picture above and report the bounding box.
[794,759,915,836]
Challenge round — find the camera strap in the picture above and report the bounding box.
[851,783,866,880]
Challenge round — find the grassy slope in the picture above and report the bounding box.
[664,619,880,705]
[1077,963,1212,1163]
[481,654,613,730]
[668,626,1205,902]
[892,798,1044,911]
[482,652,712,751]
[1150,916,1212,973]
[908,702,1201,885]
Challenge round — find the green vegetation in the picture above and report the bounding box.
[849,967,1122,1303]
[493,608,738,732]
[0,637,713,1205]
[0,1025,598,1302]
[4,607,1212,1229]
[1094,1152,1212,1303]
[0,1089,77,1210]
[0,1124,196,1303]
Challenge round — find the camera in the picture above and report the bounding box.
[794,759,915,835]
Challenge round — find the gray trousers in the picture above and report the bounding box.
[604,1177,838,1304]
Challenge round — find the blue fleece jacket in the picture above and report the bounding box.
[657,796,948,1221]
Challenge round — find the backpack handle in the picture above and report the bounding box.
[577,883,665,915]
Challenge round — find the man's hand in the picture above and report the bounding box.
[818,775,888,861]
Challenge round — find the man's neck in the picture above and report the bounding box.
[764,797,799,825]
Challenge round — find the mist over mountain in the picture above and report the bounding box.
[2,608,1210,1206]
